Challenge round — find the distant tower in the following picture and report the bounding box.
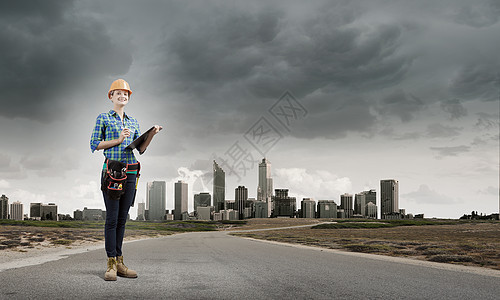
[10,201,23,221]
[194,193,211,212]
[235,186,248,220]
[0,195,8,220]
[30,203,42,220]
[340,193,353,218]
[380,179,399,218]
[175,180,188,220]
[301,198,316,218]
[137,202,146,221]
[354,189,377,218]
[147,181,166,221]
[258,158,273,217]
[272,189,296,218]
[213,161,225,212]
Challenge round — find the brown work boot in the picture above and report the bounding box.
[104,257,117,281]
[116,256,138,278]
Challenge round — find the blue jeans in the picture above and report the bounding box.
[102,171,137,258]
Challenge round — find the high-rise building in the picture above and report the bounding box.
[235,186,248,220]
[317,200,337,218]
[10,201,23,221]
[74,209,83,220]
[194,193,211,212]
[272,189,296,218]
[0,195,8,220]
[41,203,58,221]
[174,180,188,220]
[147,181,166,221]
[257,158,273,217]
[355,189,377,218]
[197,206,213,220]
[340,193,353,218]
[366,202,377,219]
[30,203,42,220]
[354,192,366,216]
[380,179,399,218]
[301,198,316,218]
[82,207,104,221]
[213,161,225,212]
[137,202,146,221]
[254,201,268,218]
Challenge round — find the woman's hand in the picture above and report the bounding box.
[118,128,131,143]
[137,125,163,154]
[151,125,163,135]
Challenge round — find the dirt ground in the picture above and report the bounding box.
[232,219,500,270]
[0,226,171,254]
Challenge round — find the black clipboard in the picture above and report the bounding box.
[125,126,156,151]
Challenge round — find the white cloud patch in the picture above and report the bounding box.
[478,186,500,196]
[0,179,10,189]
[11,189,47,204]
[71,180,102,206]
[403,184,459,205]
[274,168,351,201]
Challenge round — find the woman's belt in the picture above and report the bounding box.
[102,160,140,174]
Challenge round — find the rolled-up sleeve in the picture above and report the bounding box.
[90,114,105,153]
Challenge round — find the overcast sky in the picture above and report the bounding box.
[0,0,498,219]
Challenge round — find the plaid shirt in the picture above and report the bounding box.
[90,110,141,164]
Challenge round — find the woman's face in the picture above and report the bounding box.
[110,89,129,106]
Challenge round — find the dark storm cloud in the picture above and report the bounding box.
[0,154,25,179]
[449,63,499,102]
[426,124,462,138]
[0,0,132,122]
[475,112,500,130]
[159,5,412,97]
[149,1,415,139]
[440,99,468,119]
[452,0,500,28]
[376,90,425,122]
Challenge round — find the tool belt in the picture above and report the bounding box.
[101,159,140,201]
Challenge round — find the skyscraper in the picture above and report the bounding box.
[317,200,337,218]
[213,161,225,212]
[301,198,316,218]
[10,201,23,221]
[30,203,42,220]
[175,180,188,220]
[272,189,296,218]
[147,181,166,221]
[355,189,377,218]
[340,193,353,218]
[0,195,8,220]
[136,202,146,221]
[380,179,399,218]
[235,186,248,220]
[194,193,211,212]
[41,203,58,221]
[258,158,273,217]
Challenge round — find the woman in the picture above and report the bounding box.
[90,79,161,281]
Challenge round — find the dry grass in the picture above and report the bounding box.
[0,225,173,252]
[226,218,324,230]
[232,220,500,270]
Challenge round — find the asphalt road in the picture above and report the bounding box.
[0,231,499,299]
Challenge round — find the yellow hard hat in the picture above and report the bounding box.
[108,79,132,99]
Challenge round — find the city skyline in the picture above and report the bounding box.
[0,158,496,220]
[0,1,498,220]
